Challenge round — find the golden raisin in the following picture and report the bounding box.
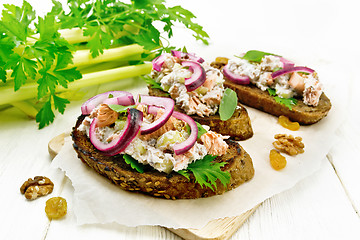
[215,57,229,65]
[269,149,287,170]
[45,197,67,219]
[278,115,300,131]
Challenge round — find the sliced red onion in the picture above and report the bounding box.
[102,95,135,106]
[172,111,198,155]
[222,64,250,85]
[171,50,205,63]
[89,108,143,156]
[147,106,198,155]
[152,54,167,72]
[137,95,175,135]
[272,66,315,79]
[81,91,134,115]
[279,57,295,69]
[181,61,206,92]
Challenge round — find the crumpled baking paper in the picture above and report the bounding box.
[51,66,345,229]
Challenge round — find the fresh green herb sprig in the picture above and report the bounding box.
[123,154,145,173]
[0,0,209,128]
[178,155,231,191]
[122,152,230,191]
[267,88,297,110]
[108,104,136,114]
[60,0,209,57]
[142,75,169,93]
[239,50,278,63]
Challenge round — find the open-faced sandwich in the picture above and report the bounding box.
[146,50,253,140]
[211,50,331,124]
[72,91,254,199]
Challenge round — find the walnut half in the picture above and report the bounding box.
[273,134,305,156]
[20,176,54,200]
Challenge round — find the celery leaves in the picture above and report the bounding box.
[178,155,231,191]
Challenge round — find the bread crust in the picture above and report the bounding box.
[148,86,253,140]
[211,60,332,124]
[71,115,254,199]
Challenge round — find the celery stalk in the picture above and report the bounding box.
[0,63,152,105]
[70,44,145,68]
[11,101,38,119]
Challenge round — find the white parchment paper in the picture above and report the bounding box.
[51,68,345,229]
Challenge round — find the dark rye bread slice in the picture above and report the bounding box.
[72,115,254,200]
[211,60,332,125]
[148,86,253,140]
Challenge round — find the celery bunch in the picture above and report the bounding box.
[0,0,209,128]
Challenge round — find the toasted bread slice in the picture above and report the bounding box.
[148,86,253,140]
[211,60,332,125]
[224,81,331,124]
[72,115,254,199]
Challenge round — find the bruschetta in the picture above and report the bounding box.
[147,50,253,140]
[211,51,331,124]
[72,91,254,199]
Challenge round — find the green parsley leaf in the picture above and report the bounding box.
[108,104,136,113]
[7,54,37,91]
[83,26,112,58]
[0,1,35,41]
[219,88,238,121]
[53,94,70,114]
[142,75,169,94]
[0,34,15,83]
[133,27,161,51]
[178,155,231,191]
[53,68,82,88]
[123,154,145,173]
[267,88,277,96]
[241,50,277,63]
[35,98,55,129]
[267,88,297,110]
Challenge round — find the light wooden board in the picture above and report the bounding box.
[48,133,259,240]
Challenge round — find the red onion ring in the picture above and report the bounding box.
[181,61,206,92]
[148,106,198,155]
[81,91,134,115]
[272,66,315,79]
[137,95,175,135]
[152,54,167,72]
[171,50,205,63]
[102,95,135,106]
[222,64,250,85]
[89,108,143,156]
[279,57,295,69]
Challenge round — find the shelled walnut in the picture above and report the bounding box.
[20,176,54,200]
[273,134,305,156]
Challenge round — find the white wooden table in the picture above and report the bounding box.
[1,0,360,239]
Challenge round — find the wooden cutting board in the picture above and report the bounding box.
[48,133,259,240]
